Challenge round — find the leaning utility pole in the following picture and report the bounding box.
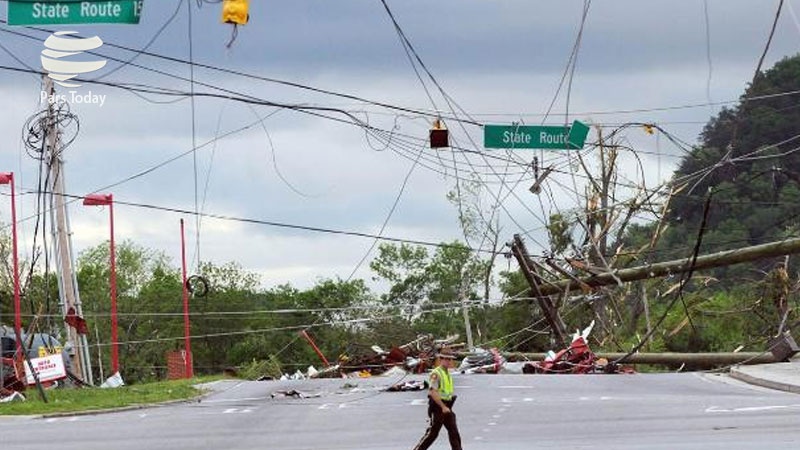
[510,234,568,347]
[537,236,800,297]
[43,77,93,385]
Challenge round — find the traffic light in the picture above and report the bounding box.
[430,119,449,149]
[222,0,249,26]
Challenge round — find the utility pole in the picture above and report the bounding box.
[458,279,473,351]
[536,236,800,297]
[43,77,93,385]
[510,234,568,347]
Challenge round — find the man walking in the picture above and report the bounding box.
[412,349,462,450]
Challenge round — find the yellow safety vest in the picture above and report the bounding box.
[431,365,454,401]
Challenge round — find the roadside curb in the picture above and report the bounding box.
[39,395,205,419]
[729,366,800,394]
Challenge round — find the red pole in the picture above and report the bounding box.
[300,330,330,367]
[109,195,119,374]
[8,174,22,359]
[180,219,193,378]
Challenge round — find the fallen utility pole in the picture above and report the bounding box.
[502,352,777,367]
[510,234,568,347]
[535,236,800,297]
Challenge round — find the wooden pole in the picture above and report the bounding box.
[511,234,568,346]
[501,351,777,367]
[535,237,800,297]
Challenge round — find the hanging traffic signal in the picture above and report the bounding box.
[430,118,449,149]
[222,0,249,26]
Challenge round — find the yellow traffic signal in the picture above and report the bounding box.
[222,0,249,26]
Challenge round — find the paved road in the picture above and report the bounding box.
[1,373,798,449]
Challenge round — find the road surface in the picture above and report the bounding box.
[1,373,798,449]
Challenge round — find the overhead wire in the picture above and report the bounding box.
[345,142,426,282]
[187,0,201,271]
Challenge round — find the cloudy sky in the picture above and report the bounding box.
[0,0,799,292]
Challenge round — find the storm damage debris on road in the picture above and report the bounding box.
[301,334,462,379]
[519,322,631,374]
[386,380,428,392]
[270,389,322,399]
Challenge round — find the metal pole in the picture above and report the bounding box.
[108,195,119,374]
[9,174,22,359]
[299,330,330,367]
[180,219,193,378]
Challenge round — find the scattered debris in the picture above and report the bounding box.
[270,389,321,399]
[518,321,629,374]
[458,348,505,374]
[276,325,632,381]
[100,372,125,389]
[386,380,428,392]
[0,390,25,403]
[309,334,461,379]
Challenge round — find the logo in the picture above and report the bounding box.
[41,31,107,88]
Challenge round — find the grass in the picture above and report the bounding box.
[0,375,225,416]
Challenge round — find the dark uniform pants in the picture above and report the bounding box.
[412,397,462,450]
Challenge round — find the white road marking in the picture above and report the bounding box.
[45,418,58,423]
[318,404,331,410]
[139,414,148,418]
[492,414,501,419]
[498,386,534,389]
[474,436,484,440]
[410,399,427,406]
[706,404,800,413]
[223,408,238,414]
[488,422,497,426]
[66,417,79,422]
[242,409,253,413]
[482,428,491,433]
[501,397,533,403]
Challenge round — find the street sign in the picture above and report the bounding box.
[8,0,143,26]
[484,120,590,150]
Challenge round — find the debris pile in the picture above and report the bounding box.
[458,348,505,374]
[274,324,628,381]
[307,334,461,379]
[519,321,628,374]
[522,332,598,374]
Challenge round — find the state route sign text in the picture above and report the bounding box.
[483,121,590,150]
[8,1,143,25]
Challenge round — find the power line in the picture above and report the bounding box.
[12,188,507,255]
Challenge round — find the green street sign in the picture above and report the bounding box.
[484,121,590,150]
[8,1,143,26]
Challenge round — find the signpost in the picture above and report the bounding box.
[8,0,143,26]
[484,120,590,150]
